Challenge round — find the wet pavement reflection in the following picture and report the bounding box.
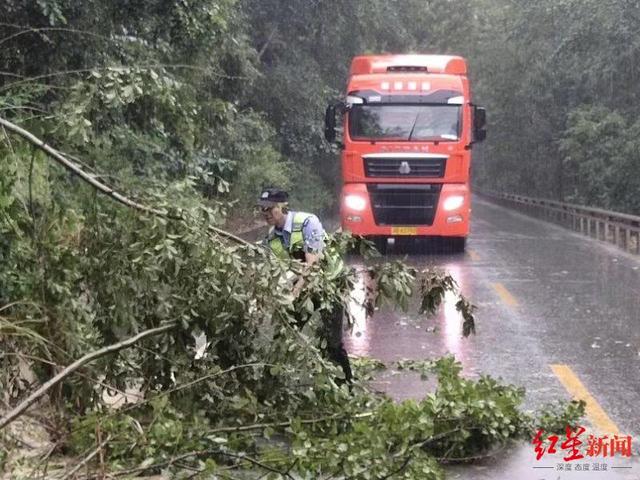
[343,197,640,479]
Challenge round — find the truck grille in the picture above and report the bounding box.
[363,154,446,178]
[368,184,442,226]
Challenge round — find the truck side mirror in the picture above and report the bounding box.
[473,106,487,143]
[324,101,346,147]
[324,104,337,143]
[473,106,486,129]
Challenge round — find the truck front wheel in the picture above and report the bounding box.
[372,237,388,255]
[444,237,466,253]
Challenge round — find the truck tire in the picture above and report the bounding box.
[372,237,388,255]
[444,237,466,254]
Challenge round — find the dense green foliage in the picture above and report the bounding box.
[471,0,640,214]
[0,0,473,215]
[245,0,640,214]
[3,1,638,214]
[1,137,582,477]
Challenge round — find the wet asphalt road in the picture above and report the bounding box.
[343,197,640,479]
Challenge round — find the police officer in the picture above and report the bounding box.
[257,187,353,383]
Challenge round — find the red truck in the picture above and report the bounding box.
[325,54,486,252]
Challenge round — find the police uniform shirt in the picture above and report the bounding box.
[272,211,325,253]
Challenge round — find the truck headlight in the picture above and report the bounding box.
[344,194,367,211]
[443,195,465,211]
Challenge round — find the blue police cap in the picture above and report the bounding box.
[257,187,289,207]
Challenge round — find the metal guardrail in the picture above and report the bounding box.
[478,191,640,255]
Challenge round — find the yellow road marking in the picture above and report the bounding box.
[493,282,519,307]
[468,249,480,261]
[550,364,620,435]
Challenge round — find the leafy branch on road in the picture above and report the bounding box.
[1,120,582,479]
[0,1,586,476]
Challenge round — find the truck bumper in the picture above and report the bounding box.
[340,183,470,237]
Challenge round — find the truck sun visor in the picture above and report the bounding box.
[348,89,464,104]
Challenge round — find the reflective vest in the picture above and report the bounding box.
[266,212,347,280]
[266,211,314,261]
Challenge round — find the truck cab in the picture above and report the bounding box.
[325,54,486,252]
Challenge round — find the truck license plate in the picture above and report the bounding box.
[391,227,417,236]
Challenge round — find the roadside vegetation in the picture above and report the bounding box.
[3,1,639,214]
[0,119,583,477]
[470,0,640,214]
[0,1,592,478]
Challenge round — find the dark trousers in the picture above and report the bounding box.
[316,303,353,383]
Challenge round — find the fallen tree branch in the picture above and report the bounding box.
[101,447,295,479]
[379,455,412,480]
[3,351,145,403]
[435,442,509,463]
[58,435,111,480]
[0,116,253,248]
[206,411,374,435]
[222,451,295,479]
[94,448,226,478]
[0,323,176,430]
[110,362,276,418]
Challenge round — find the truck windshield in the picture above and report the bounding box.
[349,105,461,141]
